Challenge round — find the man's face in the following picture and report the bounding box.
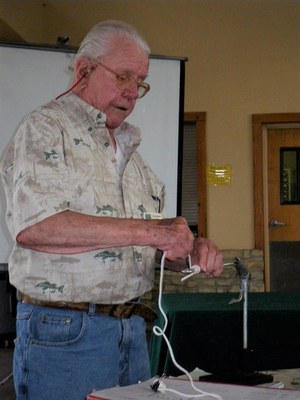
[83,38,149,131]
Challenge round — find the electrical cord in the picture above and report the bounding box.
[55,75,85,100]
[152,251,222,399]
[55,65,97,100]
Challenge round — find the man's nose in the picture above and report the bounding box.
[122,85,139,100]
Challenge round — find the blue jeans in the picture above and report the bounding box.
[14,301,151,400]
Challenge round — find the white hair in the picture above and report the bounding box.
[75,20,151,62]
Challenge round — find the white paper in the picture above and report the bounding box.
[87,377,300,400]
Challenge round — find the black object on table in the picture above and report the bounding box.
[0,264,16,346]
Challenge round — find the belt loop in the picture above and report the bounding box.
[88,303,96,315]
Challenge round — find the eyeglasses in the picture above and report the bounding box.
[93,60,150,99]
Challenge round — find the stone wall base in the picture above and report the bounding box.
[142,249,265,311]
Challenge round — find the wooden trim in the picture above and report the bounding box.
[252,115,265,250]
[252,113,300,250]
[184,112,207,237]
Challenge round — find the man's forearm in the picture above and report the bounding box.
[16,210,155,253]
[16,210,194,259]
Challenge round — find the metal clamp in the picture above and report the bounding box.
[225,257,251,304]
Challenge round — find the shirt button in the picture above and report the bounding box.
[88,127,93,131]
[104,142,110,147]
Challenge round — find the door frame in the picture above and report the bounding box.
[184,112,207,237]
[252,113,300,290]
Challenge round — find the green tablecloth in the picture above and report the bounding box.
[150,292,300,376]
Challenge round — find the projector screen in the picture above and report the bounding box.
[0,43,185,262]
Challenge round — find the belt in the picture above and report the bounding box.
[19,293,157,323]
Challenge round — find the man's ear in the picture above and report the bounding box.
[74,57,95,80]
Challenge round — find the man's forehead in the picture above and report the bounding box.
[104,38,149,68]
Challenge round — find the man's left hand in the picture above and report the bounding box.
[191,237,223,277]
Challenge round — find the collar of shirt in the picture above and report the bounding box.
[58,92,143,176]
[59,92,142,153]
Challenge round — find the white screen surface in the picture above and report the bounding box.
[0,45,184,262]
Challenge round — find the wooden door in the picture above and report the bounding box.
[253,113,300,291]
[267,128,300,291]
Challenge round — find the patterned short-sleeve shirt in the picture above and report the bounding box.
[0,93,165,303]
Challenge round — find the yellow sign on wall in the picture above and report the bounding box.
[207,164,232,186]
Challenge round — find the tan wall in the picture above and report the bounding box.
[1,0,300,250]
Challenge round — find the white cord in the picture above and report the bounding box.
[152,251,222,400]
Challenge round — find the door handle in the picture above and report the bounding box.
[269,219,286,227]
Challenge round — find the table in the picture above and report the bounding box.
[149,292,300,378]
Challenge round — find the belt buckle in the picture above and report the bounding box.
[122,302,136,318]
[111,302,135,319]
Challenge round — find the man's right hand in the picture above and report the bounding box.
[150,216,194,261]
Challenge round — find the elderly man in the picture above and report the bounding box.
[1,20,223,400]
